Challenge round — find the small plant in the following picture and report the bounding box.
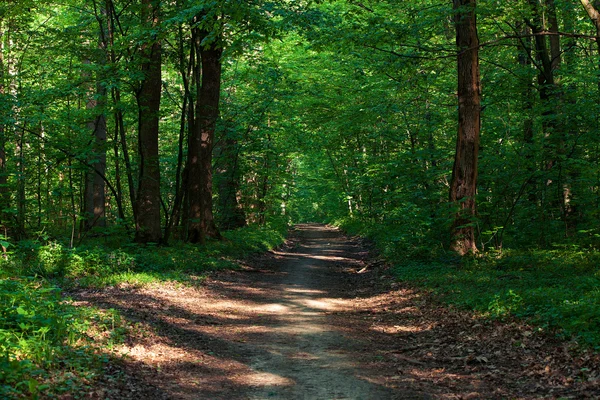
[0,278,127,398]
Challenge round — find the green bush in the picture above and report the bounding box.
[0,278,113,398]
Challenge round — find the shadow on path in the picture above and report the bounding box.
[74,224,599,399]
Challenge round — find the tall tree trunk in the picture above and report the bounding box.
[527,0,565,233]
[114,88,136,221]
[449,0,481,255]
[164,22,192,243]
[187,24,222,243]
[83,4,109,232]
[134,0,162,243]
[0,26,9,234]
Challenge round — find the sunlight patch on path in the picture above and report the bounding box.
[271,250,361,263]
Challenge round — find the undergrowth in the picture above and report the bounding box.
[2,224,286,288]
[0,278,125,398]
[337,217,600,350]
[0,223,286,397]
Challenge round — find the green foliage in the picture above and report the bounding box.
[390,250,600,349]
[1,223,287,289]
[0,223,286,395]
[6,240,135,280]
[3,0,600,383]
[0,278,122,398]
[338,212,600,349]
[336,210,449,261]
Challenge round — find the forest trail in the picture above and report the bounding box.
[76,224,598,399]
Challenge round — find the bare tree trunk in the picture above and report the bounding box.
[449,0,481,255]
[0,26,9,234]
[134,0,162,243]
[187,22,222,243]
[186,26,202,243]
[114,88,136,220]
[198,45,222,240]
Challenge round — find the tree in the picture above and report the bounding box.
[449,0,481,255]
[0,19,8,234]
[82,3,109,232]
[134,0,162,243]
[186,15,223,243]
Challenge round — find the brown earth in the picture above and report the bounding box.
[73,224,600,399]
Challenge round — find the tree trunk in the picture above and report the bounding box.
[527,0,566,231]
[216,137,246,230]
[83,4,109,232]
[134,0,162,243]
[0,26,9,233]
[449,0,481,255]
[187,24,222,243]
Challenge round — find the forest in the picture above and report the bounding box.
[1,0,600,397]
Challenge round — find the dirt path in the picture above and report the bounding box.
[240,225,406,399]
[75,224,600,399]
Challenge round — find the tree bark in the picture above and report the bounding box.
[83,9,108,231]
[0,26,9,233]
[134,0,162,243]
[449,0,481,255]
[187,23,222,243]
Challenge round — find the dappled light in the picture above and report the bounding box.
[4,0,600,396]
[67,224,599,398]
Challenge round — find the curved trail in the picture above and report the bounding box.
[76,224,598,399]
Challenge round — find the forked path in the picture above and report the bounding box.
[78,224,599,399]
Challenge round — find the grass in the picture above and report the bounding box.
[337,218,600,350]
[393,250,600,348]
[0,223,287,398]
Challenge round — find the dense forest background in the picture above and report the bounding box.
[2,0,600,396]
[2,0,600,252]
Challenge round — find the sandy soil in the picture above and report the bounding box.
[73,224,600,399]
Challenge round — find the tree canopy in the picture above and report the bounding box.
[1,0,600,251]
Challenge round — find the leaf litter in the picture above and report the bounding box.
[71,224,599,399]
